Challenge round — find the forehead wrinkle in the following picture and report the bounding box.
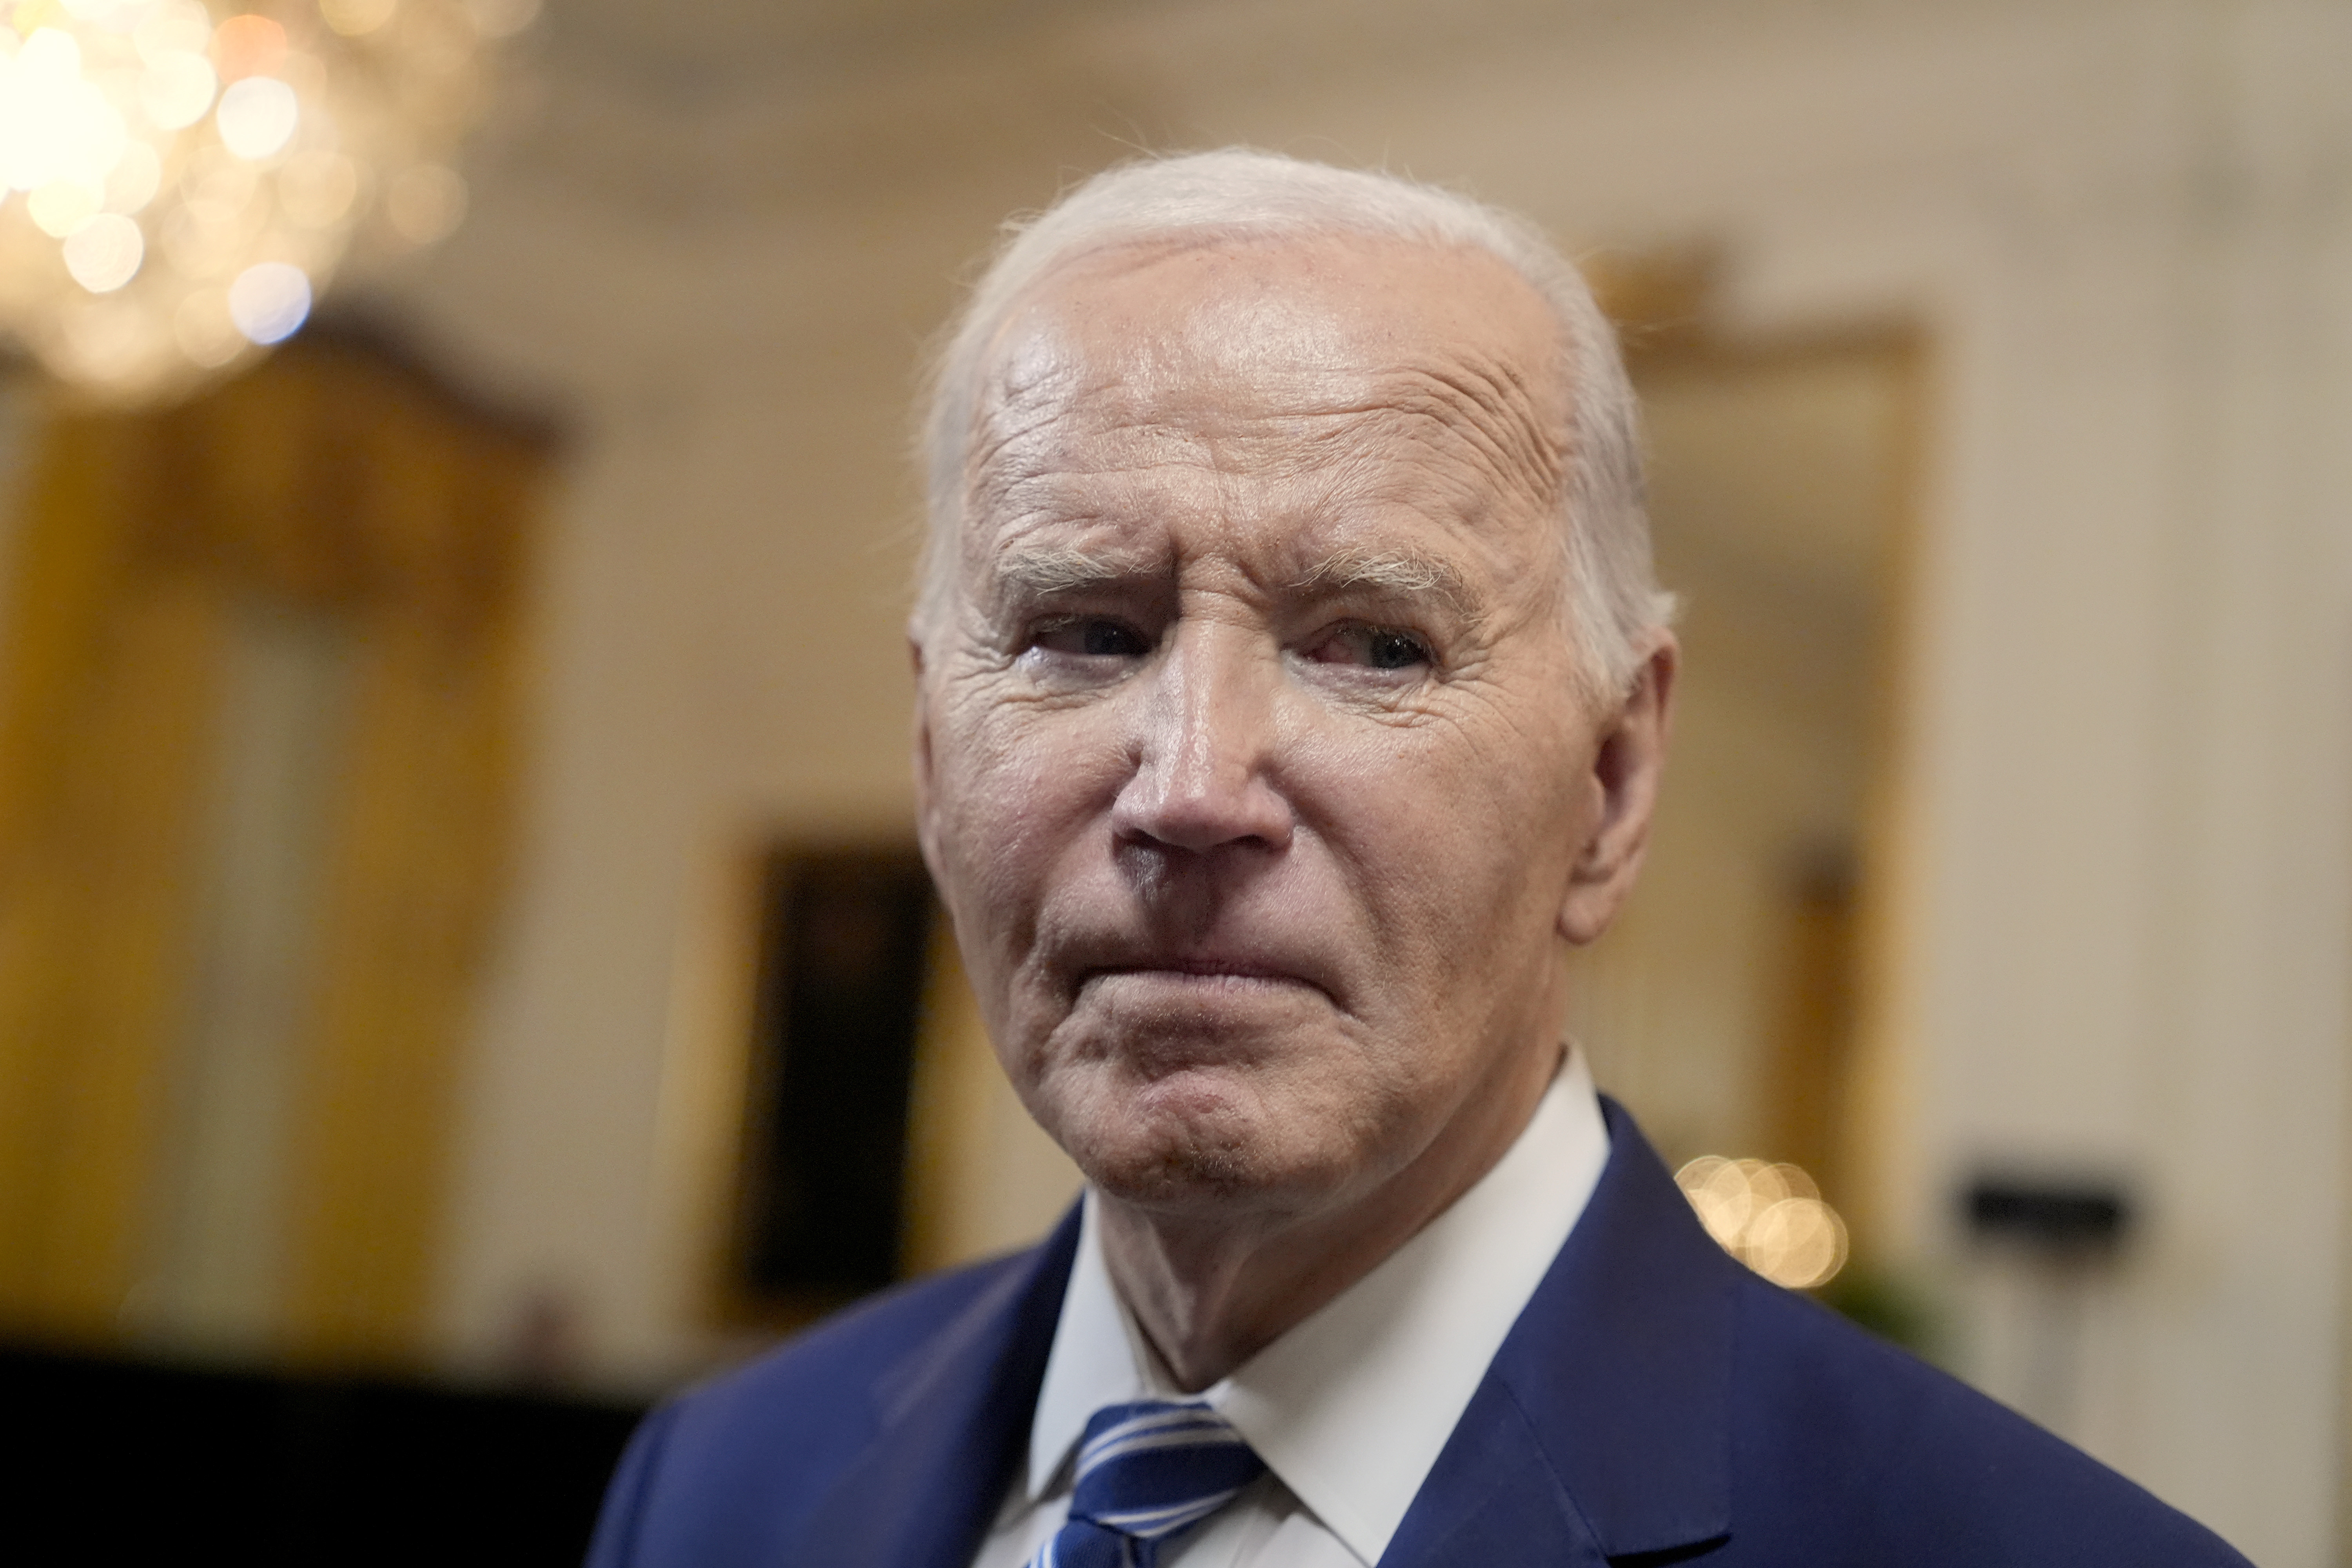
[970,405,1549,560]
[985,351,1561,519]
[1333,353,1566,518]
[967,393,1221,535]
[959,268,1571,622]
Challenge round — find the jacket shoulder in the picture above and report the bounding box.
[587,1250,1039,1568]
[684,1251,1031,1432]
[1726,1276,2250,1567]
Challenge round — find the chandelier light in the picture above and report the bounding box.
[0,0,536,403]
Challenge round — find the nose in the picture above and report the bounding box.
[1109,622,1294,856]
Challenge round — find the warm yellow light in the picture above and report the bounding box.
[28,178,100,235]
[63,209,143,290]
[214,72,296,158]
[103,136,161,211]
[1675,1155,1851,1291]
[0,0,531,401]
[2,28,129,193]
[138,44,215,126]
[208,11,283,80]
[318,0,393,36]
[133,0,210,59]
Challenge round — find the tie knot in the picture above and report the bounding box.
[1065,1400,1265,1558]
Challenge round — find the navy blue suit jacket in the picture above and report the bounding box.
[588,1099,2249,1566]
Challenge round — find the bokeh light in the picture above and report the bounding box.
[62,209,143,289]
[226,257,308,341]
[318,0,393,36]
[1675,1155,1851,1290]
[0,0,532,402]
[214,74,297,159]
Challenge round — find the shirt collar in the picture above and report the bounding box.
[1023,1191,1153,1499]
[1023,1050,1612,1565]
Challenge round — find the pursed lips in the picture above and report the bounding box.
[1074,955,1335,1005]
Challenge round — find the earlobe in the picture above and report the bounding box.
[1556,634,1678,946]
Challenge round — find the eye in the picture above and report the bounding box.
[1307,624,1433,671]
[1031,616,1152,659]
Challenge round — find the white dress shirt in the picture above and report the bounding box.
[969,1050,1611,1568]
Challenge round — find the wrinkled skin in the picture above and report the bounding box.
[912,234,1674,1387]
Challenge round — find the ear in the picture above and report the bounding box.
[1558,632,1677,946]
[909,628,944,886]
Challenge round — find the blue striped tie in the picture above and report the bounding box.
[1028,1400,1267,1568]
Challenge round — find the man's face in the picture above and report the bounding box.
[916,234,1651,1225]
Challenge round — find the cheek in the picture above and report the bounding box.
[1301,710,1584,970]
[931,696,1124,942]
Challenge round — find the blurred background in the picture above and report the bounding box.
[0,0,2346,1562]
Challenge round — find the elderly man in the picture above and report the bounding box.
[589,152,2245,1567]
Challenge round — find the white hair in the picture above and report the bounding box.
[915,148,1674,696]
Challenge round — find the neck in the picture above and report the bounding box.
[1095,1038,1563,1391]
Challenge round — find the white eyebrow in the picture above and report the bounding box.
[1292,548,1477,618]
[987,545,1151,600]
[984,543,1480,619]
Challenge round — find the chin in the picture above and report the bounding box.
[1055,1074,1355,1217]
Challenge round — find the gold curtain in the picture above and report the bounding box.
[0,338,545,1361]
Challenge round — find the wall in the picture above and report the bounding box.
[1577,338,1908,1178]
[353,0,2352,1559]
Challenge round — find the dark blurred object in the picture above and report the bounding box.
[734,846,936,1309]
[1961,1174,2134,1434]
[3,1345,643,1564]
[1965,1179,2133,1255]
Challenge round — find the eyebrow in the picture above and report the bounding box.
[1291,548,1479,620]
[987,545,1152,602]
[983,542,1481,620]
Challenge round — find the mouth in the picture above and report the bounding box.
[1114,958,1295,979]
[1077,956,1334,1004]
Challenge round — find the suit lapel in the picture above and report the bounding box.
[791,1207,1082,1568]
[1376,1375,1611,1568]
[1382,1099,1740,1566]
